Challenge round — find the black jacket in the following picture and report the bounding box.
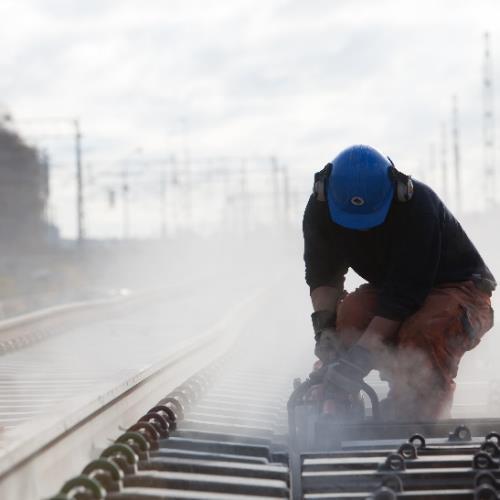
[303,180,496,320]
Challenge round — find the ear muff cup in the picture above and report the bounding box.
[396,176,414,202]
[388,161,413,203]
[312,163,332,202]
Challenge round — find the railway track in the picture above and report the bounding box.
[0,277,287,500]
[45,331,500,500]
[2,277,500,499]
[48,359,292,500]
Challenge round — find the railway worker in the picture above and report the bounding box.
[304,144,496,421]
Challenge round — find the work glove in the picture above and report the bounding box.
[312,310,341,364]
[324,344,374,395]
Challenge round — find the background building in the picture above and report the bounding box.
[0,123,52,253]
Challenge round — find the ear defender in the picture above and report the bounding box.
[312,163,332,202]
[387,157,414,203]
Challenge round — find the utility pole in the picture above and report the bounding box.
[40,149,51,235]
[282,164,290,225]
[160,162,167,238]
[180,118,192,228]
[218,159,231,229]
[170,155,179,232]
[240,159,249,233]
[74,119,84,244]
[451,95,462,212]
[122,165,129,239]
[120,147,143,240]
[441,123,448,202]
[270,156,280,223]
[483,32,496,206]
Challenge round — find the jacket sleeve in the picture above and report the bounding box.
[303,195,348,292]
[376,197,442,320]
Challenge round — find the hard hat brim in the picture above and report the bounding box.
[327,183,394,230]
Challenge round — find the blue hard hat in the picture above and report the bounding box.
[326,145,394,230]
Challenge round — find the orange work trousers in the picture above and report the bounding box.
[335,281,494,421]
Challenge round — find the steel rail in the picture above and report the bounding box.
[0,278,206,356]
[0,294,141,355]
[0,286,268,500]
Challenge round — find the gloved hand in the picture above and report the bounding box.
[324,344,374,394]
[314,329,341,364]
[311,310,340,364]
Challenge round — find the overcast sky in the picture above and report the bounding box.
[1,0,499,237]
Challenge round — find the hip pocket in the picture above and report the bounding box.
[460,303,494,351]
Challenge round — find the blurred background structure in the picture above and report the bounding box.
[0,0,499,318]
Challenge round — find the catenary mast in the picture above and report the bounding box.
[452,95,461,212]
[483,32,496,207]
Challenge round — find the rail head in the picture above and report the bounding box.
[0,291,143,355]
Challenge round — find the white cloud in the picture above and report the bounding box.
[1,0,499,236]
